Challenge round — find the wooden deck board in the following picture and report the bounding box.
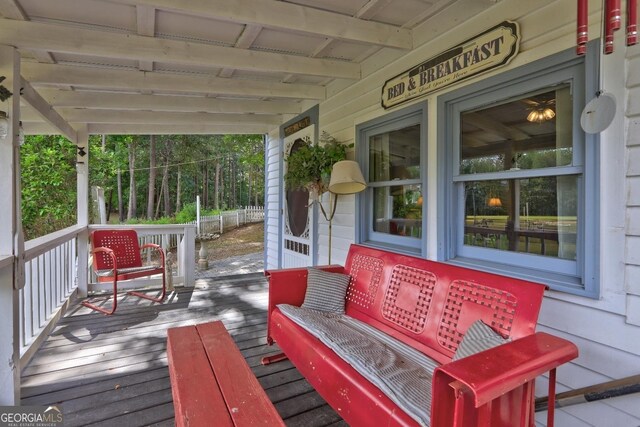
[20,273,341,426]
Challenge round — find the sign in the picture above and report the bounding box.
[381,21,520,109]
[284,116,311,137]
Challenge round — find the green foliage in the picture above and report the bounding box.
[284,131,352,192]
[21,135,77,240]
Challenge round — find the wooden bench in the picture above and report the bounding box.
[167,321,284,427]
[264,244,579,427]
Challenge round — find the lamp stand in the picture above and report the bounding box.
[318,192,338,264]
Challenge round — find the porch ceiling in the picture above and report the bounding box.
[0,0,492,136]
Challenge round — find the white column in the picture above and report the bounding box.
[0,45,21,405]
[76,125,90,297]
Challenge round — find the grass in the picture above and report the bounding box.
[200,222,264,261]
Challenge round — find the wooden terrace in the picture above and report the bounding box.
[20,272,344,427]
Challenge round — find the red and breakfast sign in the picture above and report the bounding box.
[381,21,520,109]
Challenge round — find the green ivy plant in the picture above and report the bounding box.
[284,131,352,197]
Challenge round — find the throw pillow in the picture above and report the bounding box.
[452,320,511,361]
[301,268,351,313]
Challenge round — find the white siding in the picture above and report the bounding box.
[265,130,281,270]
[263,0,640,423]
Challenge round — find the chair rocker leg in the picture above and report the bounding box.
[82,279,118,315]
[127,271,167,303]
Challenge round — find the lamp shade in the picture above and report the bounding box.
[328,160,366,195]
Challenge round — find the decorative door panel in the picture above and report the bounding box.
[282,125,315,267]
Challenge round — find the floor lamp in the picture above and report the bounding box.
[319,160,366,264]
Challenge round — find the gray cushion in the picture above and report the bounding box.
[453,320,511,361]
[302,268,350,313]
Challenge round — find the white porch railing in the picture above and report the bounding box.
[87,224,196,293]
[20,224,84,364]
[188,206,264,235]
[16,223,196,367]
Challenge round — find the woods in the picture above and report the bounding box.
[20,134,265,240]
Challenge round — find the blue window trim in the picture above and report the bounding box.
[437,43,600,298]
[355,102,428,256]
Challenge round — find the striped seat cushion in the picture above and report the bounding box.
[278,304,437,427]
[301,268,350,313]
[452,320,511,361]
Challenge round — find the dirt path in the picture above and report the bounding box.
[198,222,264,261]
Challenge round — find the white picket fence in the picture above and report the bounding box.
[187,206,264,236]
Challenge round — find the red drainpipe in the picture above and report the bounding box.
[577,0,588,55]
[628,0,638,46]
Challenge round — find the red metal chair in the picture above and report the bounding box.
[83,229,167,315]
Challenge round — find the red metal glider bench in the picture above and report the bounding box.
[83,229,167,315]
[167,321,284,427]
[264,244,579,427]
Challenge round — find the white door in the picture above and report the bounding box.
[281,125,315,268]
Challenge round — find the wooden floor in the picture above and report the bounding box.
[20,273,346,427]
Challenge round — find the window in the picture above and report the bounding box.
[357,104,427,254]
[439,45,599,297]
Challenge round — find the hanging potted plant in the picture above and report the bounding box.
[284,131,352,201]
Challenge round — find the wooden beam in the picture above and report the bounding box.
[21,62,326,100]
[108,0,412,50]
[0,19,360,80]
[136,5,156,73]
[43,108,283,126]
[20,80,77,143]
[87,123,272,135]
[34,89,302,114]
[0,0,55,63]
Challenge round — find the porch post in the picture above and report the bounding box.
[0,45,21,405]
[76,125,90,297]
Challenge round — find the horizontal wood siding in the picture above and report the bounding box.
[265,131,281,270]
[309,0,640,425]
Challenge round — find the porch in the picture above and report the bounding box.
[20,272,344,427]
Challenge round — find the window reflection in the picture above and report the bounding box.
[463,177,577,260]
[373,185,422,238]
[368,123,422,239]
[460,87,573,174]
[369,125,421,182]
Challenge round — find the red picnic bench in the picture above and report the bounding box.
[263,244,579,427]
[167,321,284,427]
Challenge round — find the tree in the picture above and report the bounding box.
[127,138,137,220]
[147,135,157,219]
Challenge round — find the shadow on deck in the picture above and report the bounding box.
[20,273,345,427]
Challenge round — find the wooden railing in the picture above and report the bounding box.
[15,223,196,367]
[20,224,85,364]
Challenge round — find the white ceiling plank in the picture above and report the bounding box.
[0,0,55,63]
[357,0,395,19]
[107,0,412,49]
[0,19,360,80]
[35,89,302,114]
[22,121,60,135]
[42,108,282,126]
[21,62,326,100]
[20,80,77,143]
[87,123,272,135]
[219,24,263,78]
